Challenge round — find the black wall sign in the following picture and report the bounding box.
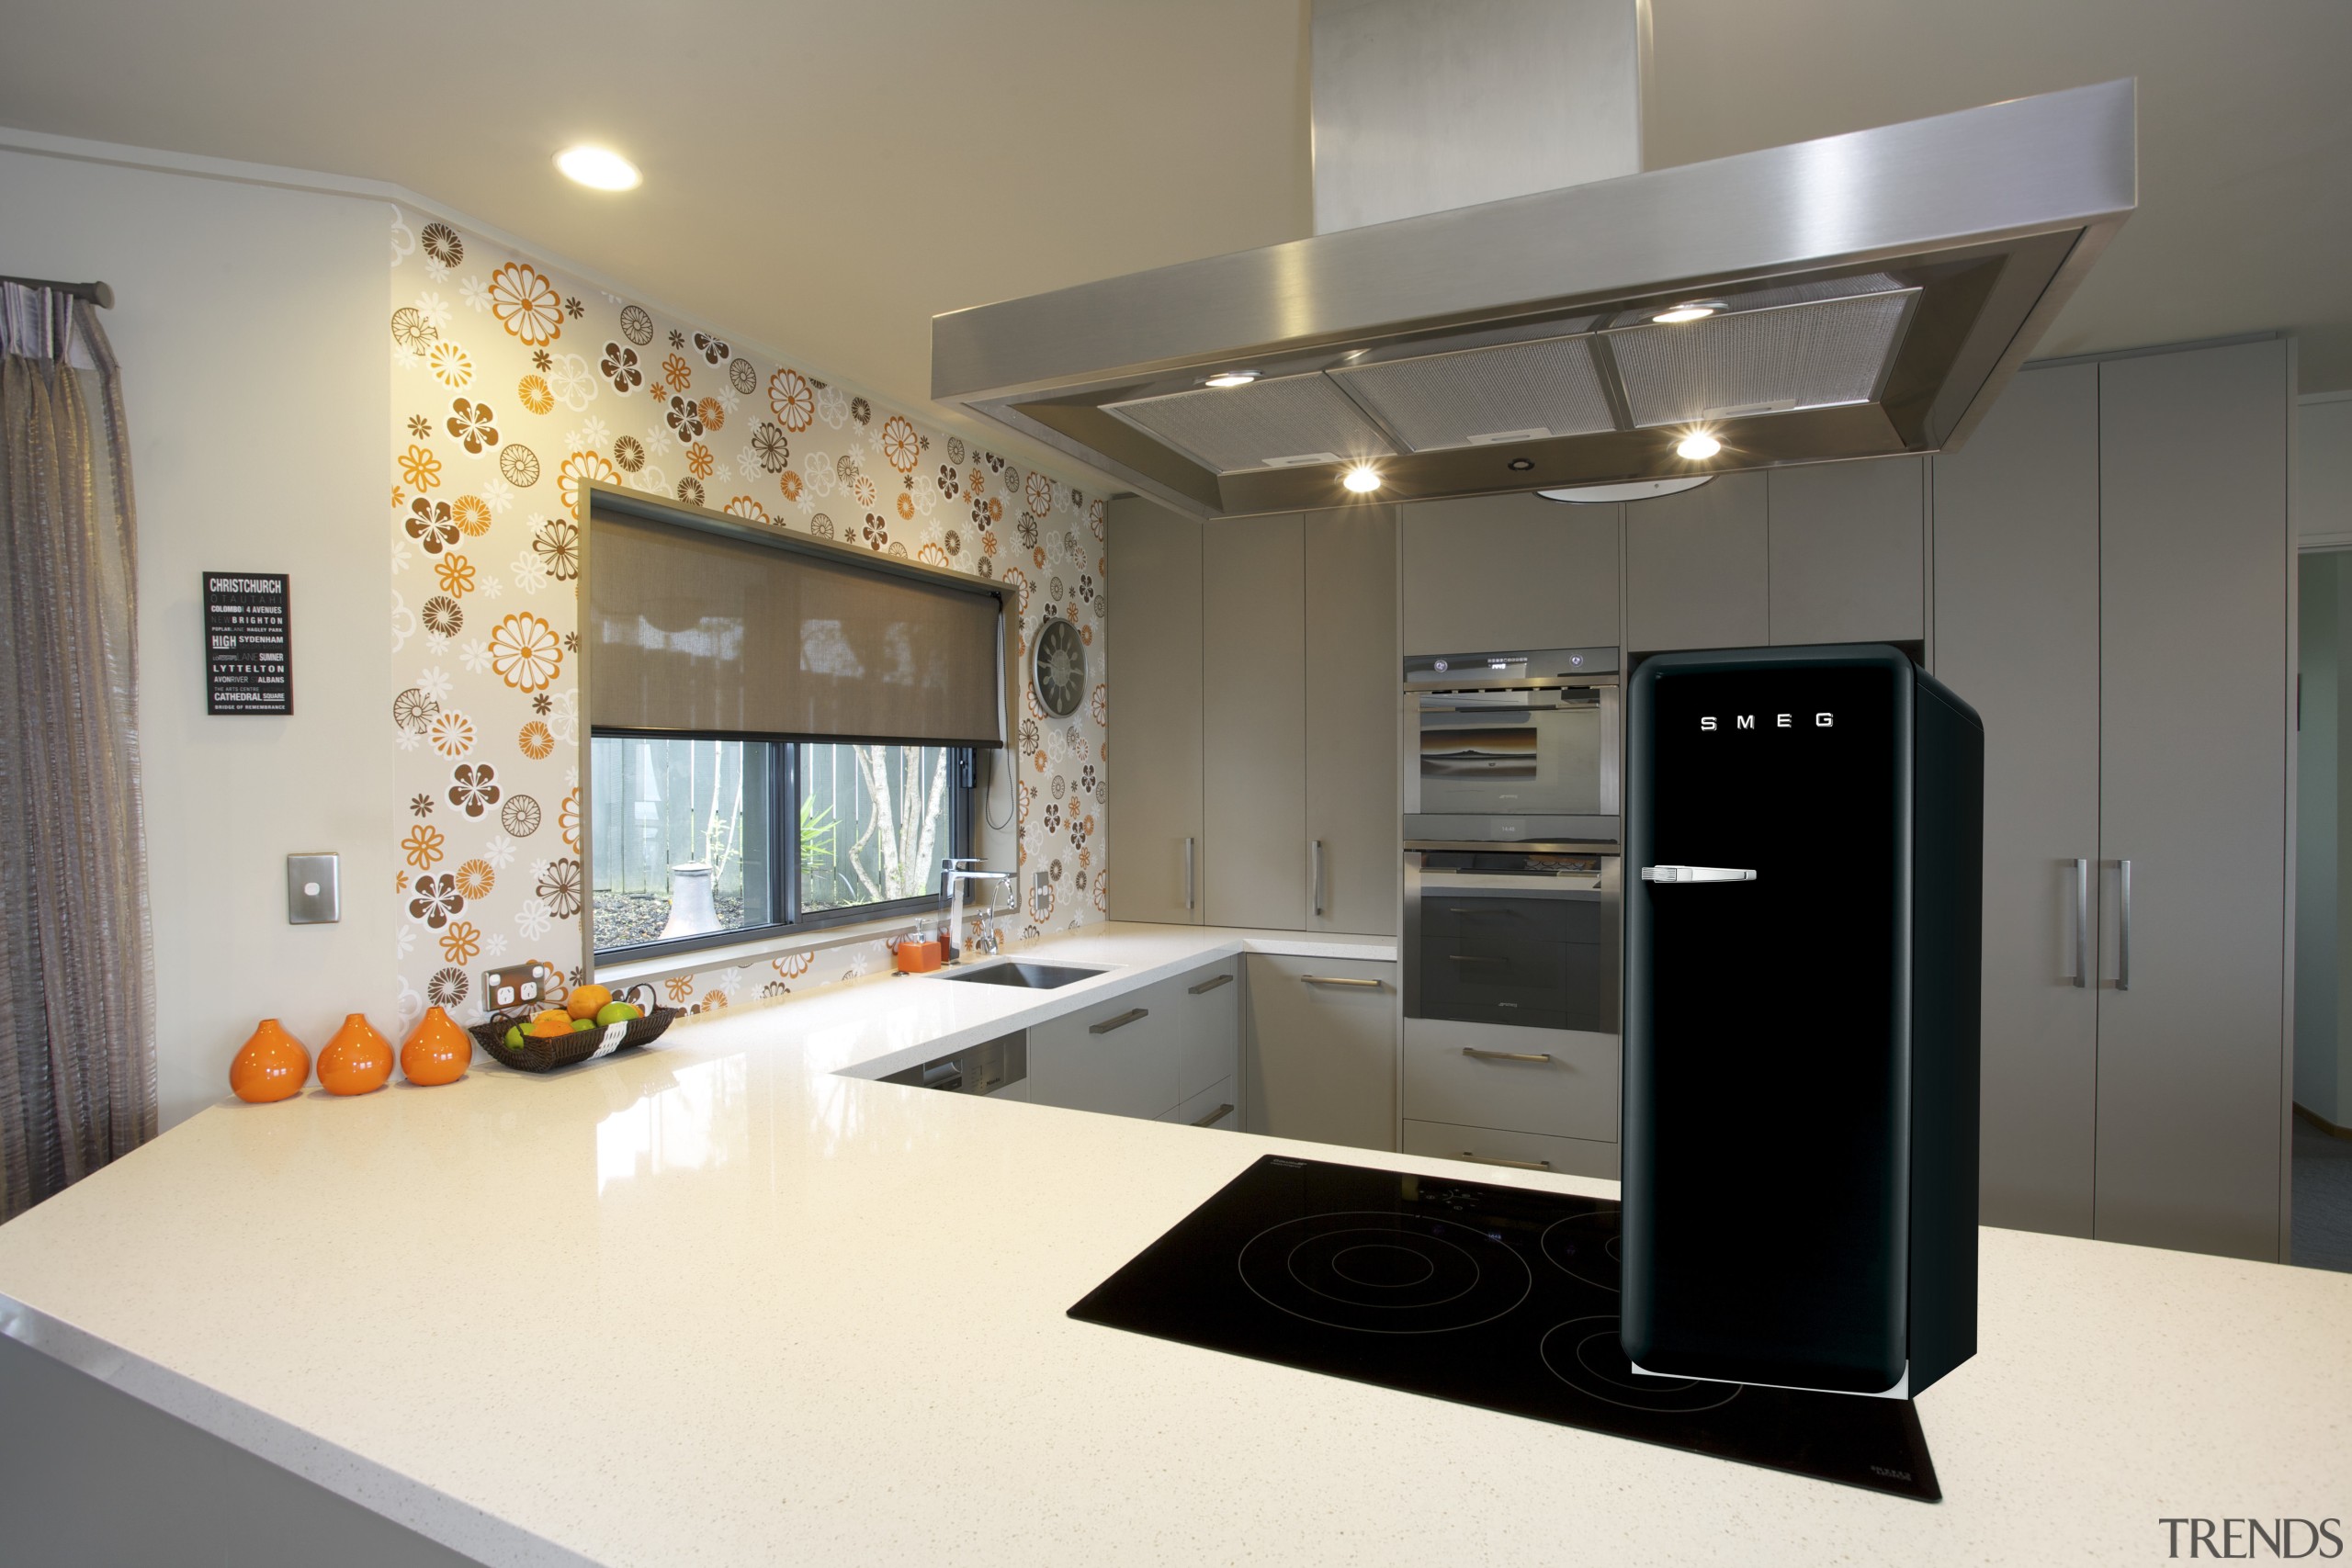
[204,572,291,716]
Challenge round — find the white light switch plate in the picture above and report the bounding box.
[287,853,340,924]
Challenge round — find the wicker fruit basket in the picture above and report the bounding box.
[470,984,681,1073]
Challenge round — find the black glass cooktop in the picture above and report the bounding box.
[1070,1155,1939,1502]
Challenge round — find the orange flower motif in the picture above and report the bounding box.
[439,919,482,964]
[390,483,406,508]
[768,367,815,433]
[664,976,693,1004]
[428,340,472,388]
[453,859,496,899]
[401,823,445,870]
[723,496,769,524]
[662,353,692,392]
[516,374,555,415]
[488,613,563,692]
[558,448,619,521]
[435,554,476,595]
[451,494,492,536]
[517,720,554,760]
[429,709,475,758]
[696,396,724,432]
[559,785,581,852]
[687,443,716,479]
[779,470,803,502]
[879,414,920,474]
[895,491,914,522]
[399,444,443,491]
[487,262,563,346]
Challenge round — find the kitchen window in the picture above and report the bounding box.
[581,484,1014,969]
[589,734,968,959]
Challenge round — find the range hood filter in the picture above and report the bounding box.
[1105,372,1396,474]
[1608,289,1918,429]
[1327,333,1620,453]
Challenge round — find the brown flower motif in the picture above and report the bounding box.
[614,434,645,473]
[619,304,654,345]
[446,398,497,454]
[447,762,502,818]
[600,341,642,392]
[392,687,439,732]
[390,308,436,350]
[421,222,463,267]
[409,872,464,929]
[694,332,729,365]
[406,497,458,554]
[666,394,704,442]
[499,444,541,487]
[422,595,464,637]
[750,422,788,473]
[768,367,814,433]
[427,966,469,1006]
[501,794,542,837]
[532,520,580,581]
[537,857,583,919]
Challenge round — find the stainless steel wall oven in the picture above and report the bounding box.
[1403,848,1621,1029]
[1404,649,1619,844]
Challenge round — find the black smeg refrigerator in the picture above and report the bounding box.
[1622,644,1982,1398]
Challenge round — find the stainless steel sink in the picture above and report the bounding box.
[936,962,1103,989]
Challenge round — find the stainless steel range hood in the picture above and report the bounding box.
[932,67,2135,519]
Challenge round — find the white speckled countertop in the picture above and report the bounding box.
[1,921,2346,1566]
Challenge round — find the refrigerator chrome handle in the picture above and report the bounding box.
[2117,858,2132,992]
[2072,857,2089,988]
[1638,865,1757,884]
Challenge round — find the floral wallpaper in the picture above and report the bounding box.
[386,208,1108,1030]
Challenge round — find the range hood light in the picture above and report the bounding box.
[1651,301,1724,324]
[1342,464,1383,493]
[1676,431,1723,461]
[1507,457,1535,471]
[1203,370,1260,389]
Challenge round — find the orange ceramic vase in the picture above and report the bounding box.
[400,1006,472,1087]
[229,1018,311,1103]
[317,1013,394,1096]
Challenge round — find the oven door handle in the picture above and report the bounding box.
[1638,865,1756,884]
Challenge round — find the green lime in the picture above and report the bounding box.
[503,1025,524,1048]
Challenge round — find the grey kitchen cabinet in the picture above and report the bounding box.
[1203,514,1309,929]
[1305,507,1400,935]
[1623,470,1769,652]
[1399,491,1620,654]
[1105,498,1204,923]
[1175,961,1240,1106]
[1243,954,1397,1150]
[1933,339,2292,1261]
[1767,457,1926,646]
[1400,1120,1619,1179]
[2092,338,2291,1261]
[1027,977,1183,1120]
[1933,362,2103,1236]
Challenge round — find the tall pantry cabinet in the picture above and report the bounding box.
[1934,337,2294,1261]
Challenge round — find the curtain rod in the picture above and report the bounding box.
[0,275,114,309]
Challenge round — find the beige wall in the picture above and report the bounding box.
[0,147,393,1128]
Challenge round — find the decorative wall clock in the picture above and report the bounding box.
[1033,615,1086,718]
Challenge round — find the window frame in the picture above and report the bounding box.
[587,726,973,966]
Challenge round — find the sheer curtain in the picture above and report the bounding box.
[0,283,156,1221]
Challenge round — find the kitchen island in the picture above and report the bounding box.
[1,922,2346,1566]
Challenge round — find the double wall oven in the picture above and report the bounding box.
[1403,649,1621,1035]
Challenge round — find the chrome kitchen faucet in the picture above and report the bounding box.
[940,858,1013,964]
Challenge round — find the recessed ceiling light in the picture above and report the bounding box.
[1507,457,1534,471]
[1676,431,1723,461]
[1651,301,1724,324]
[555,146,641,191]
[1342,464,1383,493]
[1204,370,1259,389]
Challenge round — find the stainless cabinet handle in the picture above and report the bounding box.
[1090,1008,1149,1034]
[1182,837,1195,911]
[1462,1047,1553,1064]
[2117,858,2132,992]
[1311,840,1326,918]
[1301,976,1384,988]
[1189,1102,1236,1128]
[1639,865,1757,884]
[1459,1152,1551,1171]
[2072,856,2088,988]
[1446,953,1507,965]
[1186,973,1232,995]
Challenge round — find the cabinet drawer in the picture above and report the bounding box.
[1159,1077,1239,1130]
[1030,980,1182,1120]
[1402,1119,1620,1179]
[1174,962,1239,1102]
[1402,1019,1618,1142]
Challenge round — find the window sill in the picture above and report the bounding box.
[595,910,935,990]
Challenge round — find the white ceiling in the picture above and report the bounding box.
[4,0,2347,477]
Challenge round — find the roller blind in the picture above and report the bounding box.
[586,499,1006,746]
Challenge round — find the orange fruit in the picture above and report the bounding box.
[528,1009,574,1038]
[566,984,614,1021]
